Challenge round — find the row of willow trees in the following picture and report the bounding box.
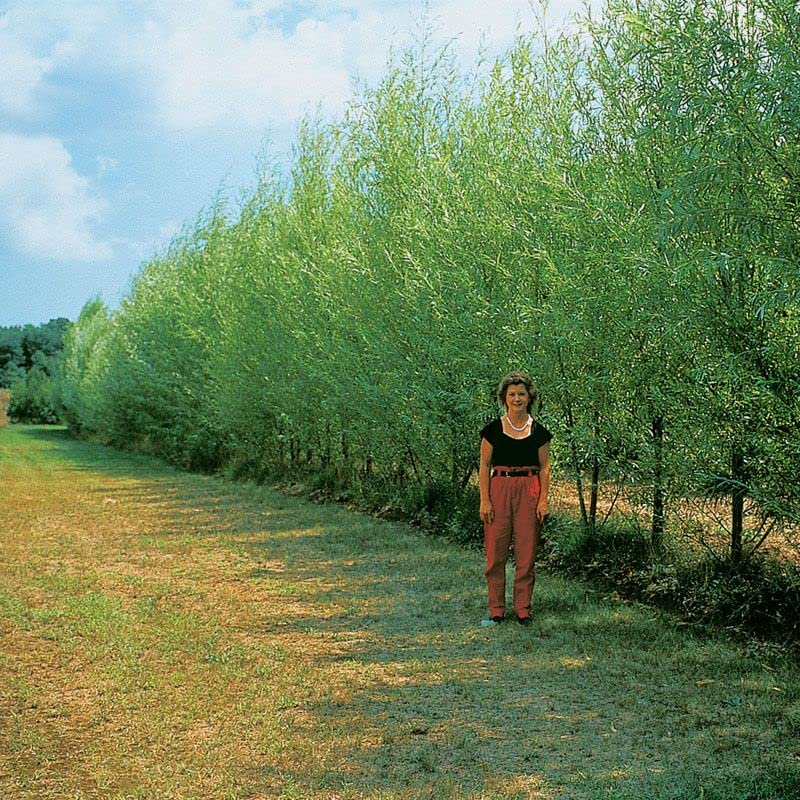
[61,0,800,561]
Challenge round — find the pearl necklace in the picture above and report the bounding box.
[506,414,532,432]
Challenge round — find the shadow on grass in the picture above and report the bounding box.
[11,425,185,477]
[14,425,800,800]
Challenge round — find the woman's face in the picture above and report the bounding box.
[505,383,530,413]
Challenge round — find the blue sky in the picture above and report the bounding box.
[0,0,591,327]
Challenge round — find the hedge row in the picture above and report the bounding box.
[60,0,800,567]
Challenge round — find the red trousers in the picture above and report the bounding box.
[484,467,541,618]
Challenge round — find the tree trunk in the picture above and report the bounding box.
[572,447,589,530]
[321,422,331,466]
[589,453,600,533]
[731,443,745,562]
[460,463,476,489]
[651,414,665,549]
[556,347,588,530]
[588,411,601,533]
[564,403,588,530]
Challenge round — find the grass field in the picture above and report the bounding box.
[1,425,799,800]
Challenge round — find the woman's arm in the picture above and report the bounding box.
[479,437,494,524]
[537,441,551,522]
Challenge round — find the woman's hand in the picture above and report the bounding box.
[480,499,495,525]
[536,498,549,523]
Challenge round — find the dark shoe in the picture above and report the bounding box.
[517,615,532,626]
[480,615,506,628]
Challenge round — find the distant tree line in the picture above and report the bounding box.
[1,318,70,423]
[57,0,799,638]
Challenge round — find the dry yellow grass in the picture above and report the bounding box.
[1,425,798,800]
[0,389,10,427]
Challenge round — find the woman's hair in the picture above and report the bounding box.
[497,371,539,415]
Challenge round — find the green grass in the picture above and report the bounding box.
[1,424,799,799]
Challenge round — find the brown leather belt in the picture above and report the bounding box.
[492,468,539,477]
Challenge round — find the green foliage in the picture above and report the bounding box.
[98,207,232,471]
[56,0,800,638]
[60,298,113,435]
[545,515,654,573]
[0,318,69,386]
[7,365,61,424]
[1,317,70,421]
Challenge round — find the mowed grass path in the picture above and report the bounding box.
[1,426,798,800]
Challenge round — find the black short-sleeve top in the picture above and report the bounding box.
[480,418,552,467]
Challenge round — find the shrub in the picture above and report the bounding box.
[678,557,800,642]
[544,517,800,650]
[544,517,653,577]
[7,367,61,424]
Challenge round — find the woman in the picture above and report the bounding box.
[479,371,551,626]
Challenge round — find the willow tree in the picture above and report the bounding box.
[92,205,232,469]
[579,0,800,557]
[60,297,114,436]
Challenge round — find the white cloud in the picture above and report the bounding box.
[0,133,112,262]
[96,155,119,177]
[124,2,354,130]
[110,0,594,132]
[0,27,52,115]
[0,2,118,117]
[0,1,597,133]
